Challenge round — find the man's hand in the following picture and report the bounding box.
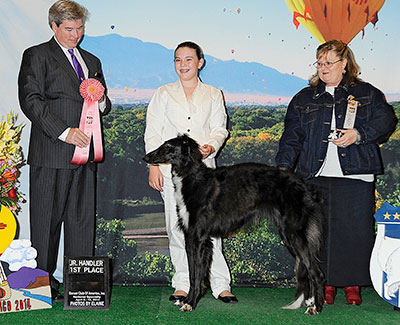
[65,128,90,148]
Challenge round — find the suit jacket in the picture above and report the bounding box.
[144,79,228,178]
[18,37,112,169]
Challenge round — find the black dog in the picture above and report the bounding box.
[143,135,325,315]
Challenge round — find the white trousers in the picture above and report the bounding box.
[161,177,231,298]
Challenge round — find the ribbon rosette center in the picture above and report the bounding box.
[80,78,104,102]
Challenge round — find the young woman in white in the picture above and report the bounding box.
[144,41,237,303]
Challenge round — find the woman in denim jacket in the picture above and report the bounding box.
[276,40,397,306]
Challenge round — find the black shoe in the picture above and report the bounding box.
[218,294,238,304]
[51,288,64,303]
[169,294,186,302]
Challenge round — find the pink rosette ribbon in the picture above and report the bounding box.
[71,78,105,165]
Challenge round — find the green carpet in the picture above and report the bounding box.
[0,286,399,324]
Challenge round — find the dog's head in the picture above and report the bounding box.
[143,134,203,166]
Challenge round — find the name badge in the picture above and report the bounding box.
[343,95,359,129]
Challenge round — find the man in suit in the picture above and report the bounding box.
[18,0,111,302]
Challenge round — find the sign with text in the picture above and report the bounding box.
[64,256,110,310]
[0,263,52,314]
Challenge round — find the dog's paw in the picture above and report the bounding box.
[179,303,193,312]
[304,306,320,315]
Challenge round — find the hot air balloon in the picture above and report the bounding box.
[285,0,385,44]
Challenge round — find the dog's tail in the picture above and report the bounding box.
[303,183,324,254]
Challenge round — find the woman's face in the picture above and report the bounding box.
[317,50,347,87]
[174,47,204,83]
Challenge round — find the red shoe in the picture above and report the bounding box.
[324,286,336,304]
[344,286,362,305]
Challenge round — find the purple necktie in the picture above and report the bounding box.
[68,49,85,82]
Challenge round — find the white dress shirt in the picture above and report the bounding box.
[144,79,229,178]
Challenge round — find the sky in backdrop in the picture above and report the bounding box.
[79,0,400,94]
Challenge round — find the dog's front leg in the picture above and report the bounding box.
[180,234,208,312]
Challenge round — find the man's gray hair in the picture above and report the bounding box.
[48,0,89,28]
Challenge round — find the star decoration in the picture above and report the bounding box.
[393,212,400,220]
[383,212,391,220]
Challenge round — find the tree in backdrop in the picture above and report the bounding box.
[97,106,152,219]
[95,217,173,284]
[376,103,400,207]
[224,219,295,286]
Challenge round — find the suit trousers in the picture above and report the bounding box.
[161,177,231,298]
[29,165,96,288]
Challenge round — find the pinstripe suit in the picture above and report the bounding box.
[18,37,111,288]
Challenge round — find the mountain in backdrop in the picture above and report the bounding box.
[81,34,308,100]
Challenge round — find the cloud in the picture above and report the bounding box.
[0,239,37,271]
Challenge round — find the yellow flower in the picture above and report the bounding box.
[8,143,20,155]
[3,129,15,142]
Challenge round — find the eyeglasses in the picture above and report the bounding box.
[313,59,342,69]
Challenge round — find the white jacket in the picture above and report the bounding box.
[144,79,229,178]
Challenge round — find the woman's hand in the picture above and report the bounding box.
[199,144,215,159]
[148,165,163,192]
[333,129,358,148]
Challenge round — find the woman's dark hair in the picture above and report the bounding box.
[174,41,204,60]
[309,39,361,87]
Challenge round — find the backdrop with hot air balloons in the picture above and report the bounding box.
[286,0,386,44]
[0,0,399,286]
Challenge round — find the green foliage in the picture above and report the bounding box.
[95,217,173,285]
[219,131,279,165]
[224,220,295,287]
[119,251,174,285]
[228,106,286,131]
[102,106,146,163]
[219,106,286,166]
[376,178,400,207]
[95,217,138,261]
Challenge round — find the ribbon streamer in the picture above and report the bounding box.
[71,78,104,165]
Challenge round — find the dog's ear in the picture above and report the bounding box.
[181,135,202,162]
[187,144,202,162]
[188,147,202,162]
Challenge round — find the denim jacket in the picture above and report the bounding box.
[275,78,398,180]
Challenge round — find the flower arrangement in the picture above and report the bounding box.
[0,111,25,213]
